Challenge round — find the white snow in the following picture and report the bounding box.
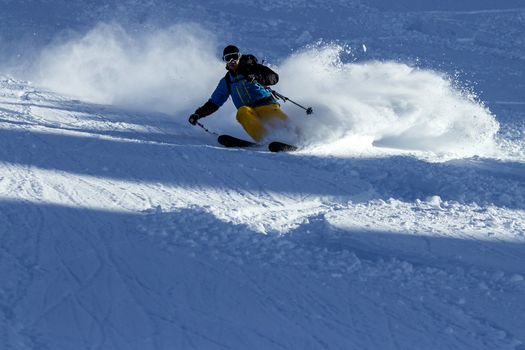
[1,1,525,349]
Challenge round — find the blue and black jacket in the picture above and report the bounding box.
[194,55,279,118]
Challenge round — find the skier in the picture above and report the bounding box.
[188,45,288,142]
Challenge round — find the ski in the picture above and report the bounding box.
[217,135,257,148]
[217,135,297,152]
[268,141,298,153]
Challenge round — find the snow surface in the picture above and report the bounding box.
[1,0,525,349]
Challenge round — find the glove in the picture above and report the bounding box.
[239,54,257,69]
[188,113,201,126]
[237,54,258,77]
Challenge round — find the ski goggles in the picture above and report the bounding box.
[223,52,241,62]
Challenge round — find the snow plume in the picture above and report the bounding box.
[278,45,500,158]
[32,23,223,115]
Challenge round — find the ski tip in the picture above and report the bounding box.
[218,135,257,148]
[268,142,298,153]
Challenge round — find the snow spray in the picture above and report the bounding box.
[32,26,500,159]
[32,23,224,116]
[277,44,500,159]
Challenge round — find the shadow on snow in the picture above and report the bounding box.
[1,199,524,350]
[0,123,524,209]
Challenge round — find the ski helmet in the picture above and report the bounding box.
[222,45,240,61]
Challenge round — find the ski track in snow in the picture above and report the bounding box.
[1,76,525,349]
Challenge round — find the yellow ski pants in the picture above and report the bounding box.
[236,104,288,142]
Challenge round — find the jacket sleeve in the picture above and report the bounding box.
[209,78,230,108]
[194,78,230,117]
[194,100,219,118]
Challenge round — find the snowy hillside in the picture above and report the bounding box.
[1,1,525,349]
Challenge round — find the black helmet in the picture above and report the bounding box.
[222,45,240,62]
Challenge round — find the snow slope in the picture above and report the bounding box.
[1,0,525,349]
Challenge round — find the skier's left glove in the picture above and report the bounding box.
[190,101,219,125]
[188,113,202,126]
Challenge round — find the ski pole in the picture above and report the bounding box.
[196,121,219,136]
[268,88,313,115]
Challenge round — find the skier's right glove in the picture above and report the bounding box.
[188,113,202,126]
